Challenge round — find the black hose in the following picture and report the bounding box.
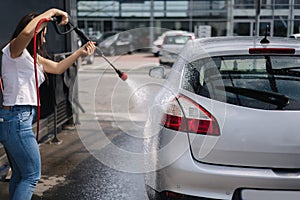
[50,16,128,81]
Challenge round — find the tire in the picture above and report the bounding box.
[159,59,166,65]
[128,44,135,54]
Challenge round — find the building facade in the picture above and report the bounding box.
[77,0,300,39]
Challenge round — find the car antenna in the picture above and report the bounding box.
[260,25,270,44]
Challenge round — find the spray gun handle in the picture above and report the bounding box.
[51,15,62,23]
[74,27,90,43]
[50,16,128,81]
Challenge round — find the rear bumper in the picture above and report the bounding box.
[145,148,300,200]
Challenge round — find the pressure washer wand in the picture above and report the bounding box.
[94,47,128,81]
[73,27,128,81]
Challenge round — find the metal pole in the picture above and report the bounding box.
[227,0,234,36]
[288,0,295,35]
[51,75,62,144]
[189,0,193,32]
[255,0,262,36]
[149,0,154,48]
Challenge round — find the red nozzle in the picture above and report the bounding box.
[115,69,128,81]
[120,72,128,81]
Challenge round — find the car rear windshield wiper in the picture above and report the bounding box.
[215,86,289,108]
[271,67,300,77]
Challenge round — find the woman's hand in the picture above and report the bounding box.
[80,41,96,57]
[50,8,69,25]
[42,41,96,74]
[55,10,69,25]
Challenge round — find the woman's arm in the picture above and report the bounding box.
[10,8,68,58]
[40,41,96,75]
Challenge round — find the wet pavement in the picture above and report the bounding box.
[37,122,146,200]
[0,123,146,200]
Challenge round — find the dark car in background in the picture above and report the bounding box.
[96,31,118,45]
[98,32,135,56]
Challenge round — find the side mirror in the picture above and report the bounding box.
[149,66,167,79]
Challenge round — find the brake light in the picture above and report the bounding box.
[249,48,295,54]
[161,95,220,136]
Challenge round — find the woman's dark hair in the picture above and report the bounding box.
[11,12,47,57]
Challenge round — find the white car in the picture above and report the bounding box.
[159,32,195,66]
[152,30,189,57]
[145,36,300,200]
[289,33,300,39]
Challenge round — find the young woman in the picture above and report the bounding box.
[0,8,95,200]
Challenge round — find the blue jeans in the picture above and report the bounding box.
[0,105,41,200]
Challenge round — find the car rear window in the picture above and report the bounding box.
[182,55,300,110]
[164,35,191,45]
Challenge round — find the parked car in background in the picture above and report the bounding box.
[159,32,195,66]
[98,32,135,56]
[152,30,188,57]
[145,36,300,200]
[96,31,118,45]
[289,33,300,39]
[87,30,102,43]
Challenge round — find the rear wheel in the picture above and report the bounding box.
[128,44,135,54]
[154,52,160,57]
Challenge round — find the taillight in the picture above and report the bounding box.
[161,95,220,136]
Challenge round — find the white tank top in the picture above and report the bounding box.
[1,44,45,106]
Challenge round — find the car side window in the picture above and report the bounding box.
[119,32,132,41]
